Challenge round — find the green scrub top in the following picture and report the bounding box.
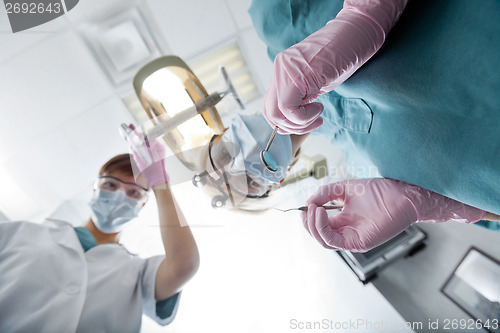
[249,0,500,217]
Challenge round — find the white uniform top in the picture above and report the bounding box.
[0,219,180,333]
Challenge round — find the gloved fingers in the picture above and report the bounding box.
[273,117,323,135]
[272,94,324,131]
[333,211,365,250]
[263,93,308,134]
[135,131,165,159]
[124,128,148,169]
[276,107,324,135]
[302,204,331,246]
[263,71,324,135]
[307,181,347,206]
[122,124,146,151]
[131,126,165,158]
[334,225,367,253]
[306,204,324,242]
[302,204,339,249]
[130,124,157,150]
[311,206,342,250]
[121,124,145,148]
[320,212,366,252]
[124,124,167,173]
[303,195,369,251]
[275,97,324,126]
[304,90,327,104]
[262,106,321,135]
[293,116,323,134]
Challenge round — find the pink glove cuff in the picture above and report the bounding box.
[403,185,486,224]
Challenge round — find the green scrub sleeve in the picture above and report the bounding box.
[474,220,500,232]
[156,292,181,320]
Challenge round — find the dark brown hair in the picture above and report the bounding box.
[99,154,134,177]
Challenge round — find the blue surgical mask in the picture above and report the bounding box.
[88,189,142,233]
[223,114,293,184]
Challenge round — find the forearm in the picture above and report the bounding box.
[154,184,199,267]
[153,184,199,299]
[483,212,500,222]
[126,126,200,299]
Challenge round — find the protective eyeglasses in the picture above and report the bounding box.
[96,176,149,201]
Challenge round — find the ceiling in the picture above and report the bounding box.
[0,0,274,220]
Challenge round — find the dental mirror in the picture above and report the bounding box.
[260,126,279,172]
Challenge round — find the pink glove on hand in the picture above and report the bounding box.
[124,124,169,188]
[263,0,408,134]
[302,178,485,252]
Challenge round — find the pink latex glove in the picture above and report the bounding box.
[123,124,169,188]
[263,0,408,134]
[302,178,485,252]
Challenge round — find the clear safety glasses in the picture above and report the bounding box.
[96,176,149,201]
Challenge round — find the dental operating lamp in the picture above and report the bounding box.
[144,66,244,141]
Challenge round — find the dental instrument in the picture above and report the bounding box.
[260,126,279,172]
[274,204,342,212]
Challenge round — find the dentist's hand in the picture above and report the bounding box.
[262,0,408,134]
[123,124,169,188]
[302,178,485,252]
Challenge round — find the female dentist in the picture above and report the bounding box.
[249,0,500,251]
[0,136,199,332]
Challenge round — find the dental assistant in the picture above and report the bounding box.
[249,0,500,251]
[0,138,199,332]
